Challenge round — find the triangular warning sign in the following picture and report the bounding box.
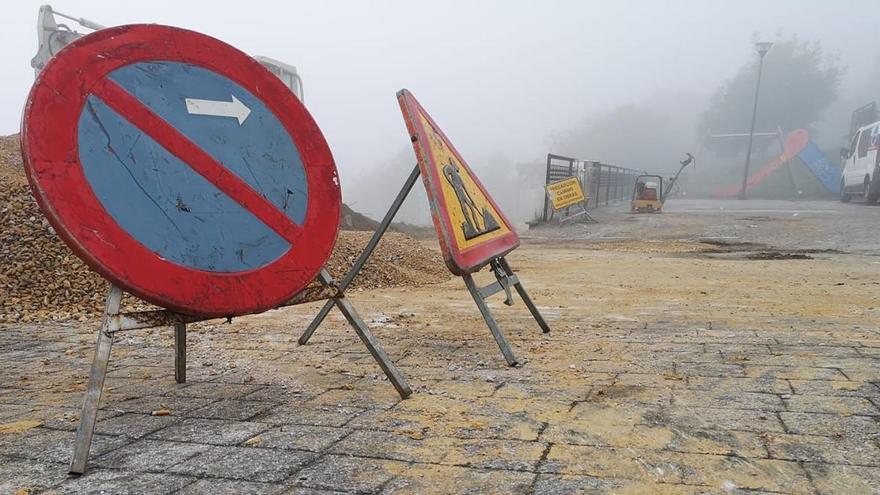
[397,89,519,275]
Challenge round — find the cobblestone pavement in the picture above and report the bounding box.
[1,200,879,494]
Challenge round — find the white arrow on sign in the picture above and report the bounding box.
[184,95,251,125]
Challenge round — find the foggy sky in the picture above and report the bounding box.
[1,1,877,201]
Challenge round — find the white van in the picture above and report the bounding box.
[841,121,880,203]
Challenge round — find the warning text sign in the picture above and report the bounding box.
[546,177,585,210]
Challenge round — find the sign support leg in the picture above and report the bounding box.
[70,284,123,475]
[316,269,412,398]
[174,323,186,383]
[463,273,519,367]
[300,164,421,345]
[499,257,551,334]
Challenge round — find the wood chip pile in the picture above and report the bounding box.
[0,134,449,322]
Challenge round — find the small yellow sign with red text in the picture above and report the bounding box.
[546,176,585,210]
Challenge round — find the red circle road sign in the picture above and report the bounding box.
[21,24,341,317]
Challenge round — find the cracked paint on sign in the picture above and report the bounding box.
[21,25,340,316]
[77,61,308,272]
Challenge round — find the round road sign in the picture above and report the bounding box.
[21,24,341,317]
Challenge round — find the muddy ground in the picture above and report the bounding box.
[0,198,878,494]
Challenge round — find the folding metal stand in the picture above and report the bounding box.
[70,269,410,475]
[556,202,596,225]
[462,257,551,366]
[301,165,551,367]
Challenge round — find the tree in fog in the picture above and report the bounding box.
[815,55,880,149]
[551,90,703,172]
[698,36,843,155]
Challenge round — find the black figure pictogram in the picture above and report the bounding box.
[442,159,500,240]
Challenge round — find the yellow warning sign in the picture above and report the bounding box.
[398,89,520,275]
[546,176,585,210]
[417,112,511,250]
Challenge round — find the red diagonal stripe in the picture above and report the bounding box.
[90,78,303,244]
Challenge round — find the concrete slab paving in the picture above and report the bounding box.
[147,417,269,445]
[168,445,315,482]
[1,200,879,493]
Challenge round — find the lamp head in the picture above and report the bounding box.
[755,41,773,57]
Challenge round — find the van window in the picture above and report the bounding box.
[858,129,870,158]
[848,132,860,158]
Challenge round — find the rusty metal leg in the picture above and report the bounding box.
[317,270,412,398]
[499,258,551,334]
[299,165,421,345]
[463,274,519,366]
[174,323,186,383]
[299,301,331,345]
[70,284,123,475]
[333,296,412,399]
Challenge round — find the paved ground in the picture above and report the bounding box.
[1,199,879,494]
[537,198,880,256]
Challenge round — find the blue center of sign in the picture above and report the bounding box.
[77,61,308,272]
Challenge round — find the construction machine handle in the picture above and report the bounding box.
[50,7,106,30]
[680,153,694,167]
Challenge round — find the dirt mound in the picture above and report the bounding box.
[326,231,449,290]
[1,177,109,322]
[340,203,380,231]
[0,135,449,323]
[339,203,435,239]
[0,134,24,184]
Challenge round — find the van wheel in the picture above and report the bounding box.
[840,180,851,203]
[866,175,879,205]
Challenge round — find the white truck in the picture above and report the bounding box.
[30,5,304,101]
[840,120,880,204]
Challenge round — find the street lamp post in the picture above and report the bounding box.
[739,41,773,200]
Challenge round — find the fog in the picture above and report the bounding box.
[2,1,878,225]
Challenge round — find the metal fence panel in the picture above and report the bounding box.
[543,154,643,220]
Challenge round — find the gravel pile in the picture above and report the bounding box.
[0,133,22,175]
[325,231,450,291]
[1,134,449,323]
